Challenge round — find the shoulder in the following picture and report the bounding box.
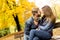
[25,17,33,24]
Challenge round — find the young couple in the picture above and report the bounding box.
[24,5,56,40]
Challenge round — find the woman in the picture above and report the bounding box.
[29,5,56,40]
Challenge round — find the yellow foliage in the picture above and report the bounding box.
[52,4,60,19]
[0,0,36,29]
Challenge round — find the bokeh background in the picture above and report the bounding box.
[0,0,60,37]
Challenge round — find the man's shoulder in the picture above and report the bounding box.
[26,17,33,24]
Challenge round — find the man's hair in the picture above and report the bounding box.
[32,8,39,15]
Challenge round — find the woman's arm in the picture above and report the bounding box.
[39,19,54,31]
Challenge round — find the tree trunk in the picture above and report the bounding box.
[13,14,21,32]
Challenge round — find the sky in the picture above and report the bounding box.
[28,0,60,9]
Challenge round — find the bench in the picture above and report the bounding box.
[0,22,60,40]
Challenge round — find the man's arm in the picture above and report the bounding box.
[24,21,31,35]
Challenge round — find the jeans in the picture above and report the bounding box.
[33,37,40,40]
[24,34,40,40]
[29,29,52,40]
[24,34,29,40]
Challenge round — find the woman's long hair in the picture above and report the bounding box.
[42,5,56,23]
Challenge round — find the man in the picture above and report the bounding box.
[29,6,56,40]
[24,8,41,40]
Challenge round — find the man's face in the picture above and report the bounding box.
[34,10,41,21]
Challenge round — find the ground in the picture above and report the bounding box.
[0,20,60,40]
